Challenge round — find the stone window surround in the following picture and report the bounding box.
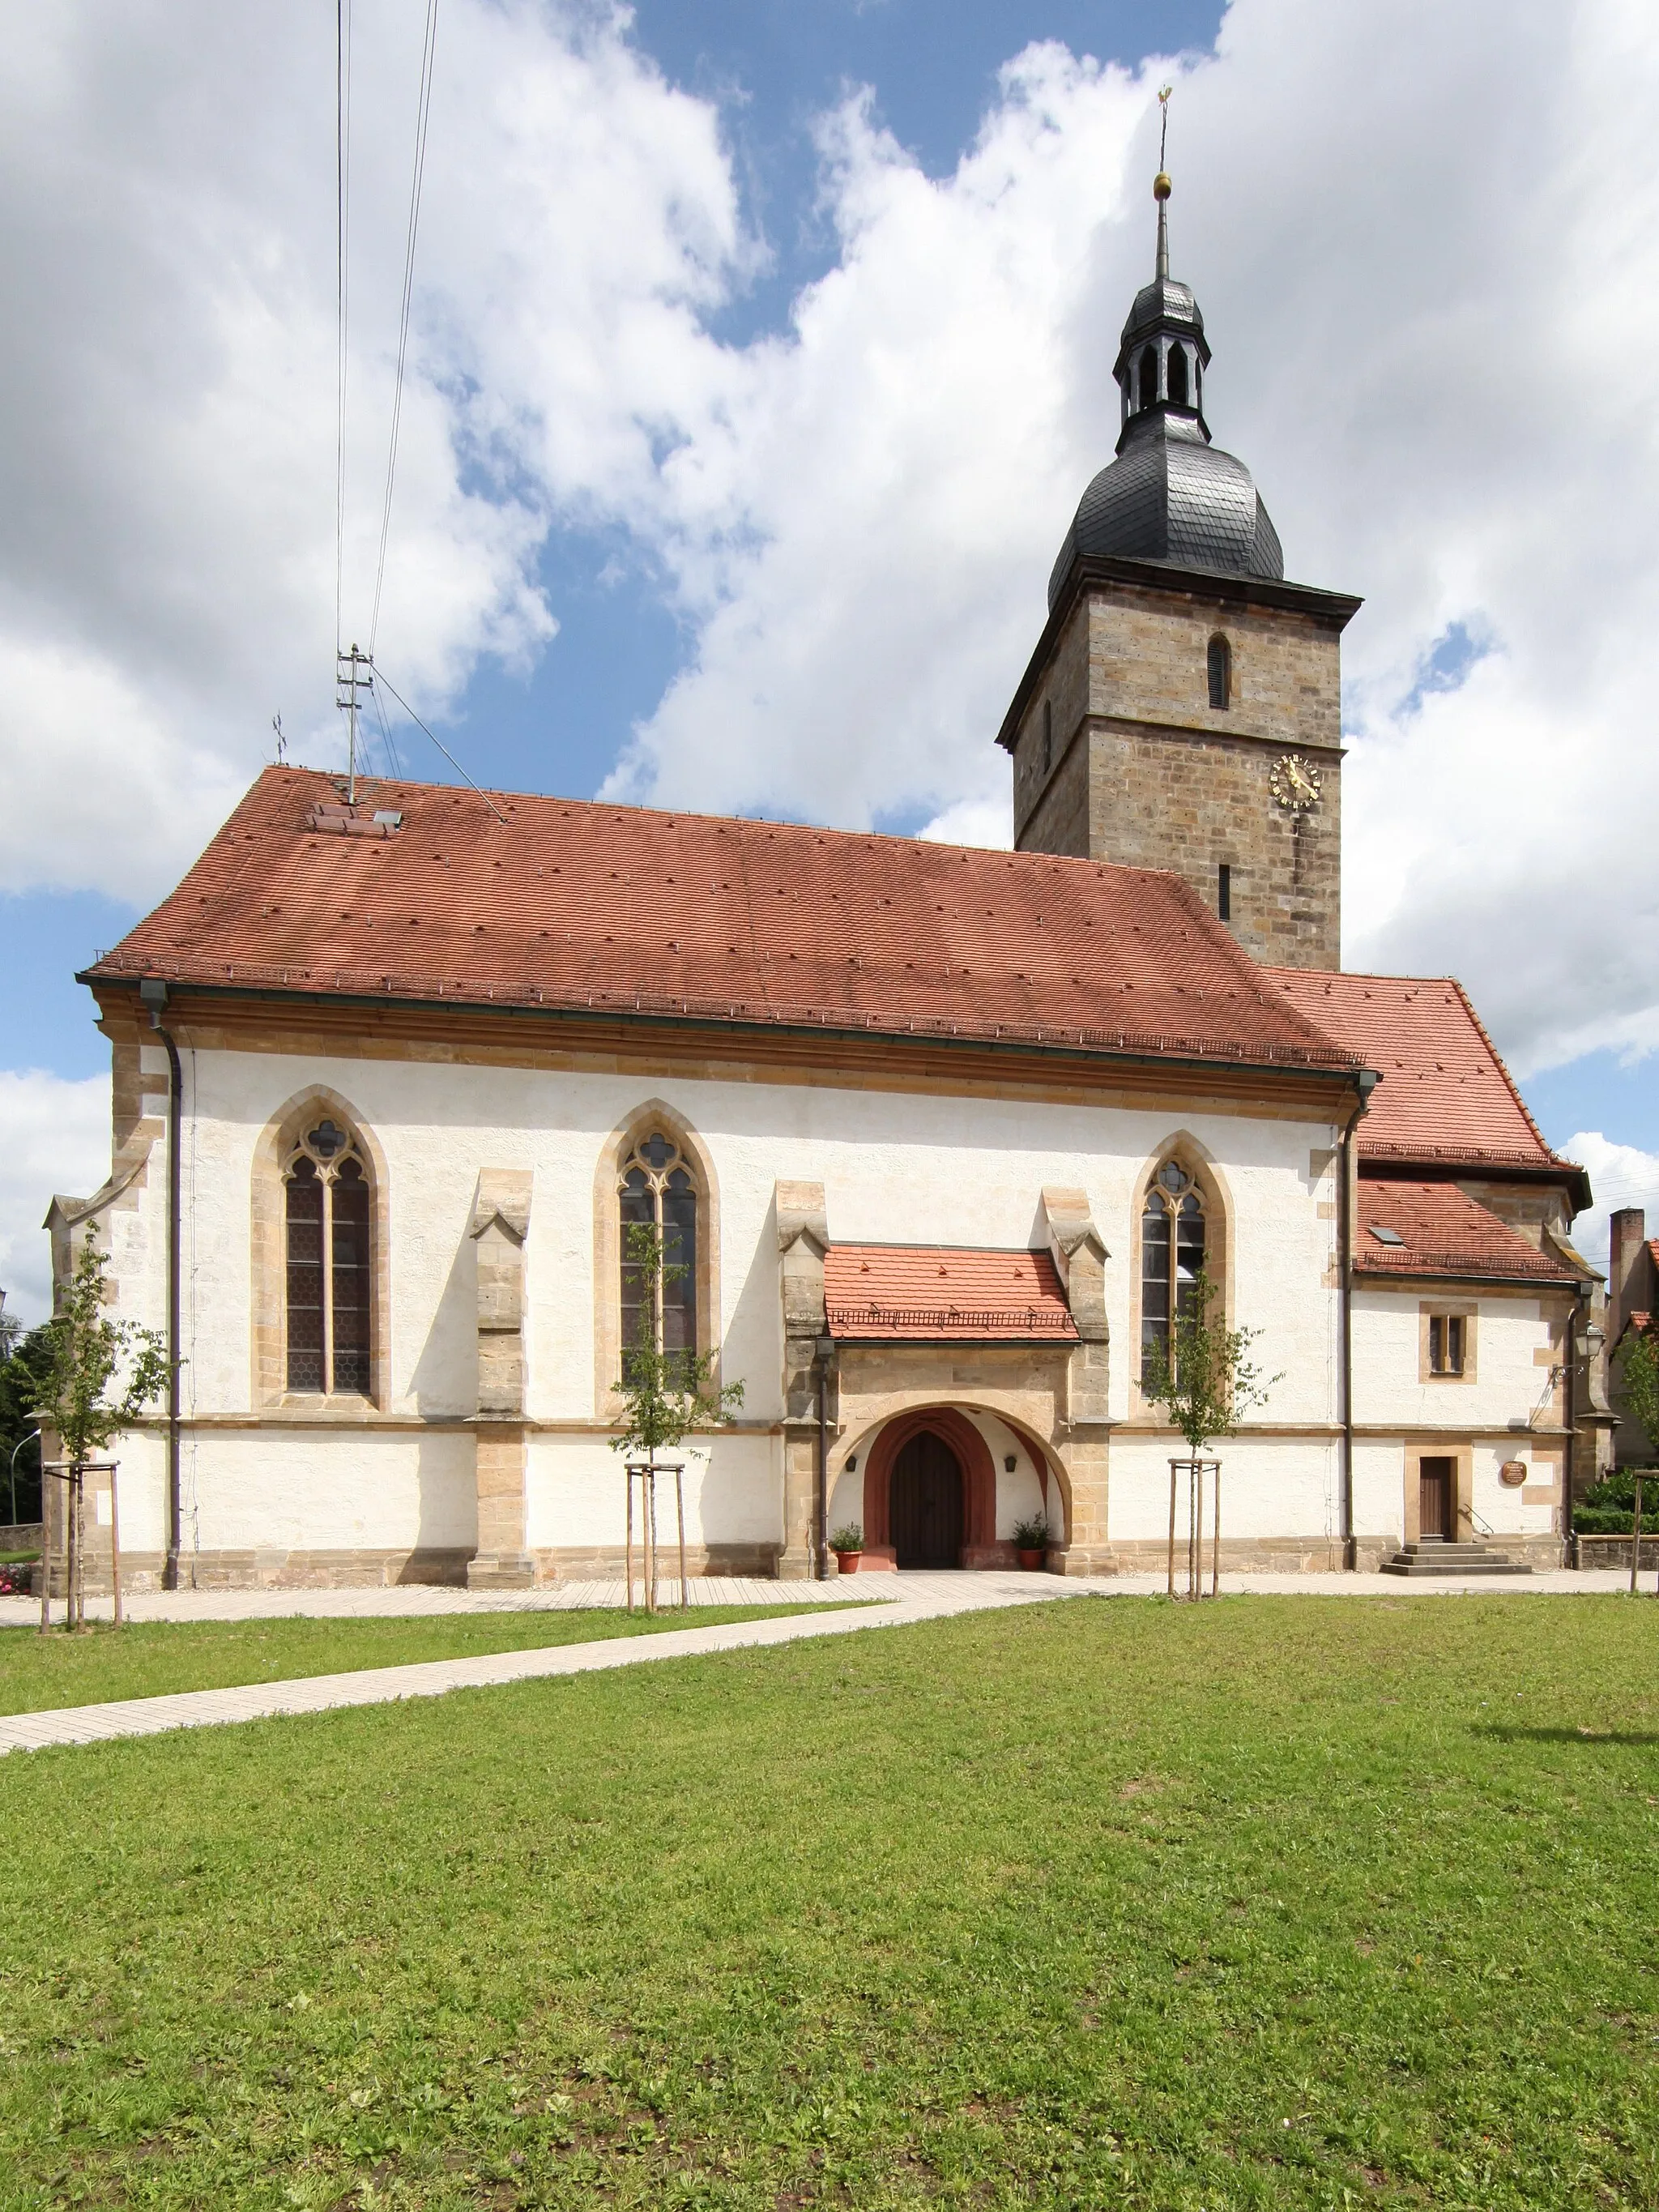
[592,1098,721,1418]
[1418,1302,1478,1384]
[1126,1134,1232,1419]
[251,1085,391,1413]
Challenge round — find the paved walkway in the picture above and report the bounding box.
[1,1567,1647,1760]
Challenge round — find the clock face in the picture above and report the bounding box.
[1269,754,1323,813]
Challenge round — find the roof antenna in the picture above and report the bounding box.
[271,713,287,766]
[1154,83,1174,280]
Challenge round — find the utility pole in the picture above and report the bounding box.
[335,644,373,805]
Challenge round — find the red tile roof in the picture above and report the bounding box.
[88,768,1363,1074]
[1264,967,1568,1171]
[1354,1181,1577,1283]
[825,1245,1078,1341]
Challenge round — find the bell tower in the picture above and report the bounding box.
[999,164,1360,971]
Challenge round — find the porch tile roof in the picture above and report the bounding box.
[1354,1181,1577,1284]
[825,1245,1078,1342]
[86,767,1364,1076]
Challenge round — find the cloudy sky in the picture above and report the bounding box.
[3,0,1657,1318]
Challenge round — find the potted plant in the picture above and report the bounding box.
[1011,1514,1049,1570]
[830,1523,864,1573]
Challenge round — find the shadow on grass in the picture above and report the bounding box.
[1475,1725,1659,1746]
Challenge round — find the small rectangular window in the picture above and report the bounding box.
[1218,863,1231,921]
[1428,1313,1467,1377]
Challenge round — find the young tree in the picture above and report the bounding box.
[1139,1265,1279,1454]
[0,1321,57,1526]
[611,1220,744,1606]
[36,1236,170,1630]
[1615,1327,1659,1468]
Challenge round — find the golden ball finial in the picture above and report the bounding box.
[1154,171,1172,201]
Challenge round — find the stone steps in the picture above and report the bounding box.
[1380,1539,1531,1578]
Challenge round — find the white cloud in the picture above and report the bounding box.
[0,0,749,902]
[1560,1132,1659,1280]
[595,0,1659,1086]
[0,1070,110,1326]
[7,0,1659,1264]
[919,794,1014,851]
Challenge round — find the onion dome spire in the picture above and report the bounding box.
[1044,94,1285,605]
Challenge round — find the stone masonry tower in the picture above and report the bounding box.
[998,167,1360,969]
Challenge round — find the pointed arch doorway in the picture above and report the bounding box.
[889,1430,965,1569]
[862,1408,998,1569]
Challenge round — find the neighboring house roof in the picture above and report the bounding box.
[1354,1181,1579,1284]
[87,768,1363,1076]
[1264,967,1573,1175]
[825,1246,1078,1343]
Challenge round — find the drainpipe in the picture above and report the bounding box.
[814,1334,835,1581]
[139,977,182,1590]
[1339,1069,1380,1570]
[1564,1283,1598,1569]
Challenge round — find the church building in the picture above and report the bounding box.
[47,171,1608,1589]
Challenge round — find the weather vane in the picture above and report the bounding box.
[1158,83,1173,175]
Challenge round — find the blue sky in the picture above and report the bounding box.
[4,0,1659,1314]
[7,0,1222,1089]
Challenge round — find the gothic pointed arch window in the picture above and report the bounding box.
[618,1129,699,1377]
[1167,341,1189,408]
[1141,1159,1206,1374]
[284,1116,373,1394]
[1138,343,1159,412]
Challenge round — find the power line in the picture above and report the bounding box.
[374,664,506,823]
[370,676,404,781]
[335,0,353,657]
[369,0,440,659]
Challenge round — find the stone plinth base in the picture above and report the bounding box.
[467,1549,535,1591]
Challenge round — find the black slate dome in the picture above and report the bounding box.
[1047,417,1284,606]
[1048,177,1283,609]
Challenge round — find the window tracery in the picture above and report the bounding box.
[1141,1159,1206,1374]
[283,1117,372,1394]
[617,1129,698,1375]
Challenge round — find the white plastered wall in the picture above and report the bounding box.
[1350,1285,1563,1546]
[94,1038,1350,1560]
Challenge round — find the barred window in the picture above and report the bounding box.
[284,1117,372,1394]
[1141,1159,1206,1375]
[618,1129,697,1377]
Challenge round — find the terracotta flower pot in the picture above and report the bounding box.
[1016,1548,1045,1570]
[834,1549,863,1574]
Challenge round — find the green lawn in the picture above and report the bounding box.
[2,1596,1657,2209]
[0,1603,857,1717]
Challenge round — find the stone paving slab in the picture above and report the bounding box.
[0,1574,1085,1757]
[0,1565,1645,1633]
[1,1567,1649,1760]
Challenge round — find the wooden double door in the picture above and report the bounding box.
[890,1431,965,1569]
